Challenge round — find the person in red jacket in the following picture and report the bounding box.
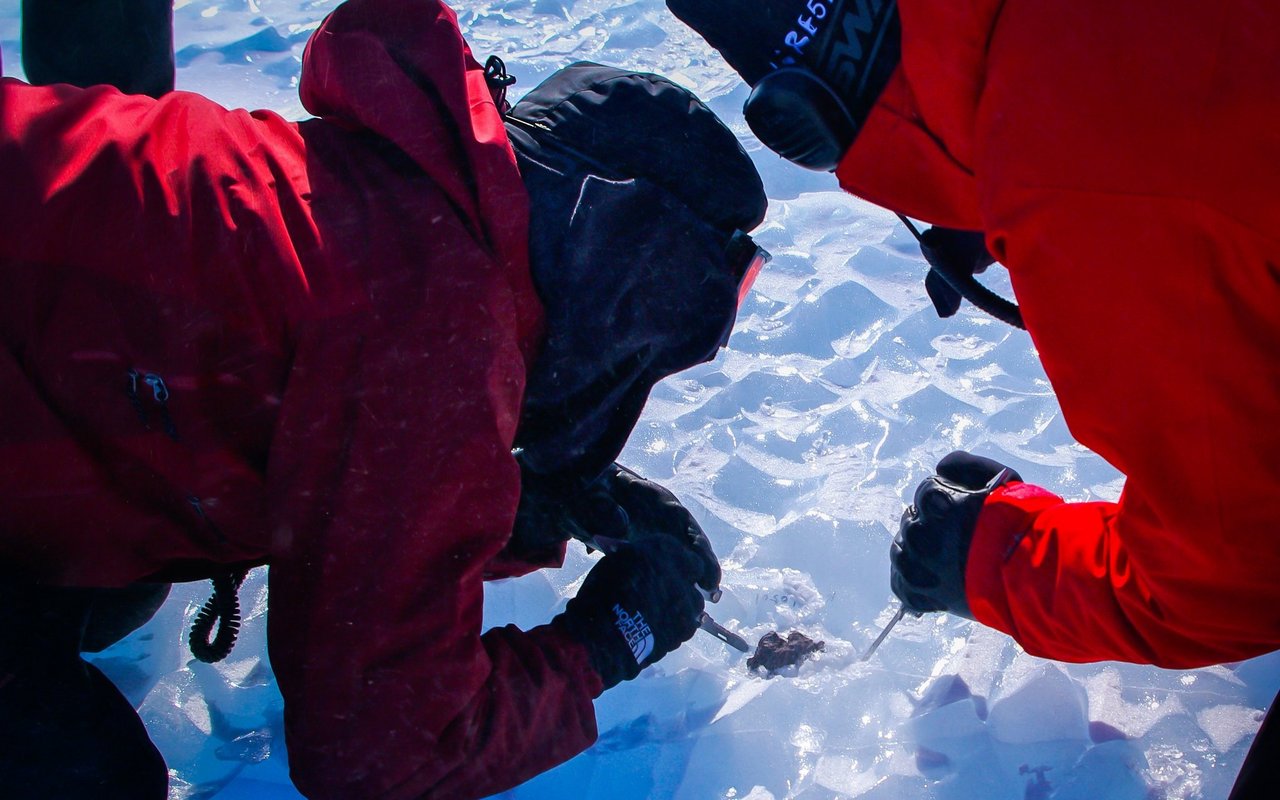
[666,0,1280,794]
[0,1,770,798]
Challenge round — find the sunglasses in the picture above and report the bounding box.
[725,230,772,308]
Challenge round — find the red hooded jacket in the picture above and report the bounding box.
[840,0,1280,667]
[0,1,603,797]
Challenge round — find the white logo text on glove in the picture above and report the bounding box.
[612,604,656,664]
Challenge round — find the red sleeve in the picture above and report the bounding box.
[0,77,315,317]
[265,277,601,799]
[962,192,1280,669]
[263,2,596,786]
[1,3,594,791]
[836,66,983,231]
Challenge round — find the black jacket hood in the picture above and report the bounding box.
[507,62,767,489]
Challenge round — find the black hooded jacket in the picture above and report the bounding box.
[508,62,768,489]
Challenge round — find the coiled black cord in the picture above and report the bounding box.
[898,214,1026,330]
[484,55,517,113]
[188,567,249,663]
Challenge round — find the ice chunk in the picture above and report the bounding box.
[988,664,1089,744]
[905,674,988,773]
[1052,740,1152,800]
[1197,704,1266,753]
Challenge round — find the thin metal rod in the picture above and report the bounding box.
[860,605,908,661]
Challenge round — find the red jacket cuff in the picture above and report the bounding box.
[484,540,569,580]
[542,623,606,699]
[964,482,1063,631]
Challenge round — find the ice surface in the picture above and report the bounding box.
[1,0,1277,798]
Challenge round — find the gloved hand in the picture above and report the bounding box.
[666,0,901,170]
[553,536,707,689]
[890,451,1020,619]
[515,462,721,595]
[919,228,996,319]
[586,465,721,595]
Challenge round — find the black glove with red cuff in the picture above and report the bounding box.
[667,0,901,170]
[890,451,1020,619]
[553,536,706,690]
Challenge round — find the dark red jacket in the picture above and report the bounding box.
[840,0,1280,667]
[0,1,602,796]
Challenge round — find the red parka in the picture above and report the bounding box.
[840,0,1280,667]
[0,1,603,797]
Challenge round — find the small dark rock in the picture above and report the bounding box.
[747,631,824,675]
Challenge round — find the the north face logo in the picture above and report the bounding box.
[612,603,655,664]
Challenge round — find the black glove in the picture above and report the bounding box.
[586,465,721,595]
[890,451,1020,619]
[515,462,721,595]
[667,0,901,170]
[553,536,706,690]
[919,228,996,319]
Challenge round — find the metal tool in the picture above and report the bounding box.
[699,612,751,653]
[860,604,908,661]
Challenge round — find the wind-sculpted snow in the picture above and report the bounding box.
[1,1,1276,798]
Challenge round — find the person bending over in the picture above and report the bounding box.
[0,0,771,797]
[666,2,1280,796]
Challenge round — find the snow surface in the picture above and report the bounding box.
[3,1,1278,798]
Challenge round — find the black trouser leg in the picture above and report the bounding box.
[0,583,169,799]
[9,6,176,782]
[1229,689,1280,800]
[21,0,175,98]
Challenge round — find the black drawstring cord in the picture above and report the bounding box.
[125,369,180,440]
[189,567,249,663]
[126,370,149,427]
[484,55,517,114]
[143,373,179,440]
[897,214,1026,330]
